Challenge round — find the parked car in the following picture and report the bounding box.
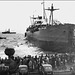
[19,65,28,75]
[39,63,53,75]
[70,64,75,75]
[0,64,9,75]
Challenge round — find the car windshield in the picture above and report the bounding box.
[44,66,52,71]
[20,67,27,71]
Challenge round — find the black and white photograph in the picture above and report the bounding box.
[0,0,75,75]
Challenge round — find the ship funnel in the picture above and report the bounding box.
[48,7,50,9]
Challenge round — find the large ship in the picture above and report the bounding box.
[25,2,75,53]
[2,29,16,34]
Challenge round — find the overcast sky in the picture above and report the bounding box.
[0,1,75,34]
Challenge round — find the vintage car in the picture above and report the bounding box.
[39,64,53,75]
[19,65,28,75]
[0,64,9,75]
[70,64,75,75]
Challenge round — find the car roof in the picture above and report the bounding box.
[42,64,52,67]
[19,65,27,68]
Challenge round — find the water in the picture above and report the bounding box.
[0,33,44,59]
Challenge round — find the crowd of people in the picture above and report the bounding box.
[0,53,75,75]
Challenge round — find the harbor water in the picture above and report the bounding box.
[0,33,44,59]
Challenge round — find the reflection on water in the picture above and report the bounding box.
[0,33,44,59]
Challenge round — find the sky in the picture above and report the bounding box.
[0,1,75,34]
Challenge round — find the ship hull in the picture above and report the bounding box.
[26,24,75,53]
[26,35,74,53]
[2,32,16,34]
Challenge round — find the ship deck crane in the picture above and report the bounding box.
[45,4,59,25]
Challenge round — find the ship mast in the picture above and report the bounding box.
[41,0,48,23]
[41,0,45,19]
[45,4,59,25]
